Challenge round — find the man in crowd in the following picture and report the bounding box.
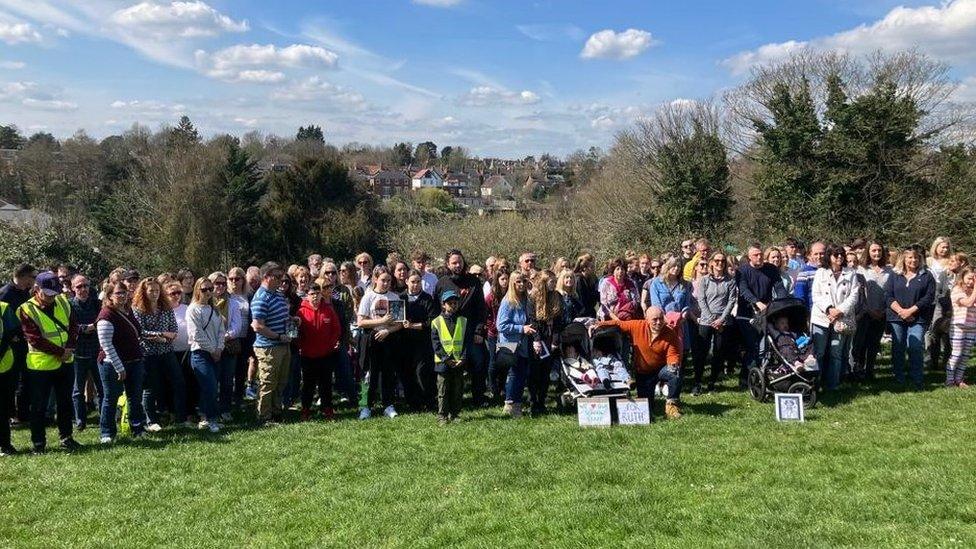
[69,274,101,431]
[594,306,683,419]
[434,249,489,407]
[518,252,538,280]
[0,263,37,424]
[0,295,18,456]
[683,238,712,282]
[792,241,825,310]
[250,262,292,425]
[307,254,323,280]
[16,271,81,453]
[735,244,786,387]
[410,249,438,296]
[677,238,695,274]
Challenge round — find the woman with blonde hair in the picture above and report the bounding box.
[132,277,185,431]
[927,236,954,371]
[947,268,976,387]
[496,272,535,418]
[209,271,243,421]
[884,247,936,390]
[185,277,226,432]
[764,246,793,298]
[528,270,562,415]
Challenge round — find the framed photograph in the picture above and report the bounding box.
[388,300,405,322]
[774,393,804,422]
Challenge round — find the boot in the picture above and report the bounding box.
[512,402,523,419]
[665,400,682,419]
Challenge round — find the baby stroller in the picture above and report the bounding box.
[558,322,631,407]
[747,297,820,408]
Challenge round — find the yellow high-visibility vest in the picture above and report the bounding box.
[0,302,13,374]
[432,315,466,364]
[17,294,72,371]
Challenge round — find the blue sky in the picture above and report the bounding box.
[0,0,974,157]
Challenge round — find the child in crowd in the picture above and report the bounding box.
[431,290,466,425]
[592,337,630,389]
[772,314,816,375]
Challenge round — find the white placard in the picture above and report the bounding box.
[577,397,612,427]
[616,398,651,425]
[774,393,805,422]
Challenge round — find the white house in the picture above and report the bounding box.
[481,174,513,198]
[411,168,444,190]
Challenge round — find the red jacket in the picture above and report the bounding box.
[297,298,341,358]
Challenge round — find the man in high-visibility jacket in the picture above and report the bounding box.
[0,299,18,456]
[16,271,80,453]
[430,290,467,425]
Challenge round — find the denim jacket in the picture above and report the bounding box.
[496,298,532,358]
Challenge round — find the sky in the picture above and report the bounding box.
[1,0,975,157]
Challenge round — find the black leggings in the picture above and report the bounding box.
[695,324,735,386]
[364,335,397,408]
[300,353,338,410]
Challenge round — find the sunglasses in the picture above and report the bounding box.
[323,271,337,275]
[201,287,214,293]
[167,290,182,297]
[228,276,242,281]
[214,281,227,286]
[112,291,128,296]
[74,284,89,289]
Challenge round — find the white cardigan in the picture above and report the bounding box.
[811,267,861,329]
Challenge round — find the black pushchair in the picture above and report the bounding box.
[746,297,819,408]
[557,322,630,407]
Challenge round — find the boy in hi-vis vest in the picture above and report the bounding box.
[431,290,467,425]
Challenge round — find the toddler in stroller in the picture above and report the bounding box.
[592,335,631,390]
[747,297,820,408]
[771,315,817,375]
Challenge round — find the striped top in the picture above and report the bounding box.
[951,287,976,327]
[251,286,289,348]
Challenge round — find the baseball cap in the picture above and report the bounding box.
[36,271,61,296]
[440,290,460,303]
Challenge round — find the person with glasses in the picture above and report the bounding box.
[209,272,243,422]
[250,262,293,425]
[518,252,538,281]
[96,281,147,443]
[186,277,226,432]
[693,252,738,395]
[227,267,253,407]
[68,274,102,431]
[734,244,786,388]
[132,277,186,431]
[164,281,196,423]
[317,261,357,406]
[355,253,374,291]
[811,244,862,391]
[682,239,712,282]
[678,239,695,275]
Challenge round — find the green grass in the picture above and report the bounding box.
[3,367,976,548]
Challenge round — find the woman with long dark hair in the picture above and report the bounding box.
[132,277,185,431]
[356,265,403,420]
[485,269,510,401]
[853,241,892,381]
[96,281,146,443]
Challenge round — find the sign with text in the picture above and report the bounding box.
[774,393,805,422]
[577,398,612,428]
[616,398,651,426]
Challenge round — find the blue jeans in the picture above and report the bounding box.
[890,322,926,387]
[72,356,102,427]
[190,350,220,421]
[504,354,530,404]
[635,366,682,402]
[142,352,186,424]
[735,317,762,382]
[98,359,145,439]
[217,352,235,415]
[811,324,852,391]
[334,343,357,402]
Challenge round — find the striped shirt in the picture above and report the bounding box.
[251,286,289,348]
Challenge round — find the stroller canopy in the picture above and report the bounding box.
[765,297,809,333]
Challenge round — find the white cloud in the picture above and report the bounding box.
[458,86,541,107]
[233,117,258,127]
[516,23,585,42]
[110,1,248,39]
[0,60,25,69]
[411,0,462,7]
[0,19,42,44]
[110,99,187,116]
[22,97,76,110]
[195,43,339,82]
[271,76,367,109]
[580,28,656,60]
[723,0,976,74]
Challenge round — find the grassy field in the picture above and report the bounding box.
[2,367,975,548]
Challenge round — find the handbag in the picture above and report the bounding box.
[829,273,855,335]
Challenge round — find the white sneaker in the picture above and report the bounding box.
[383,405,398,419]
[100,436,113,444]
[197,420,211,430]
[146,423,162,432]
[358,407,371,420]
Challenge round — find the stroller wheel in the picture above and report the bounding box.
[747,367,768,402]
[788,381,817,409]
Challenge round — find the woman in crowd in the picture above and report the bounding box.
[946,268,976,387]
[528,270,562,415]
[885,247,936,390]
[209,272,243,421]
[227,267,252,407]
[853,241,892,381]
[485,270,510,401]
[927,236,953,371]
[646,256,691,350]
[280,272,303,410]
[498,272,535,418]
[810,244,861,391]
[573,253,599,316]
[765,246,793,298]
[319,261,357,405]
[355,253,374,290]
[556,269,586,325]
[392,261,410,294]
[601,258,640,321]
[96,281,146,443]
[165,280,195,422]
[293,266,311,299]
[400,270,438,410]
[185,277,225,433]
[693,252,737,396]
[296,282,342,420]
[177,269,195,305]
[356,265,403,420]
[132,278,185,431]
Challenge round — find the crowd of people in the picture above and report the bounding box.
[1,235,974,456]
